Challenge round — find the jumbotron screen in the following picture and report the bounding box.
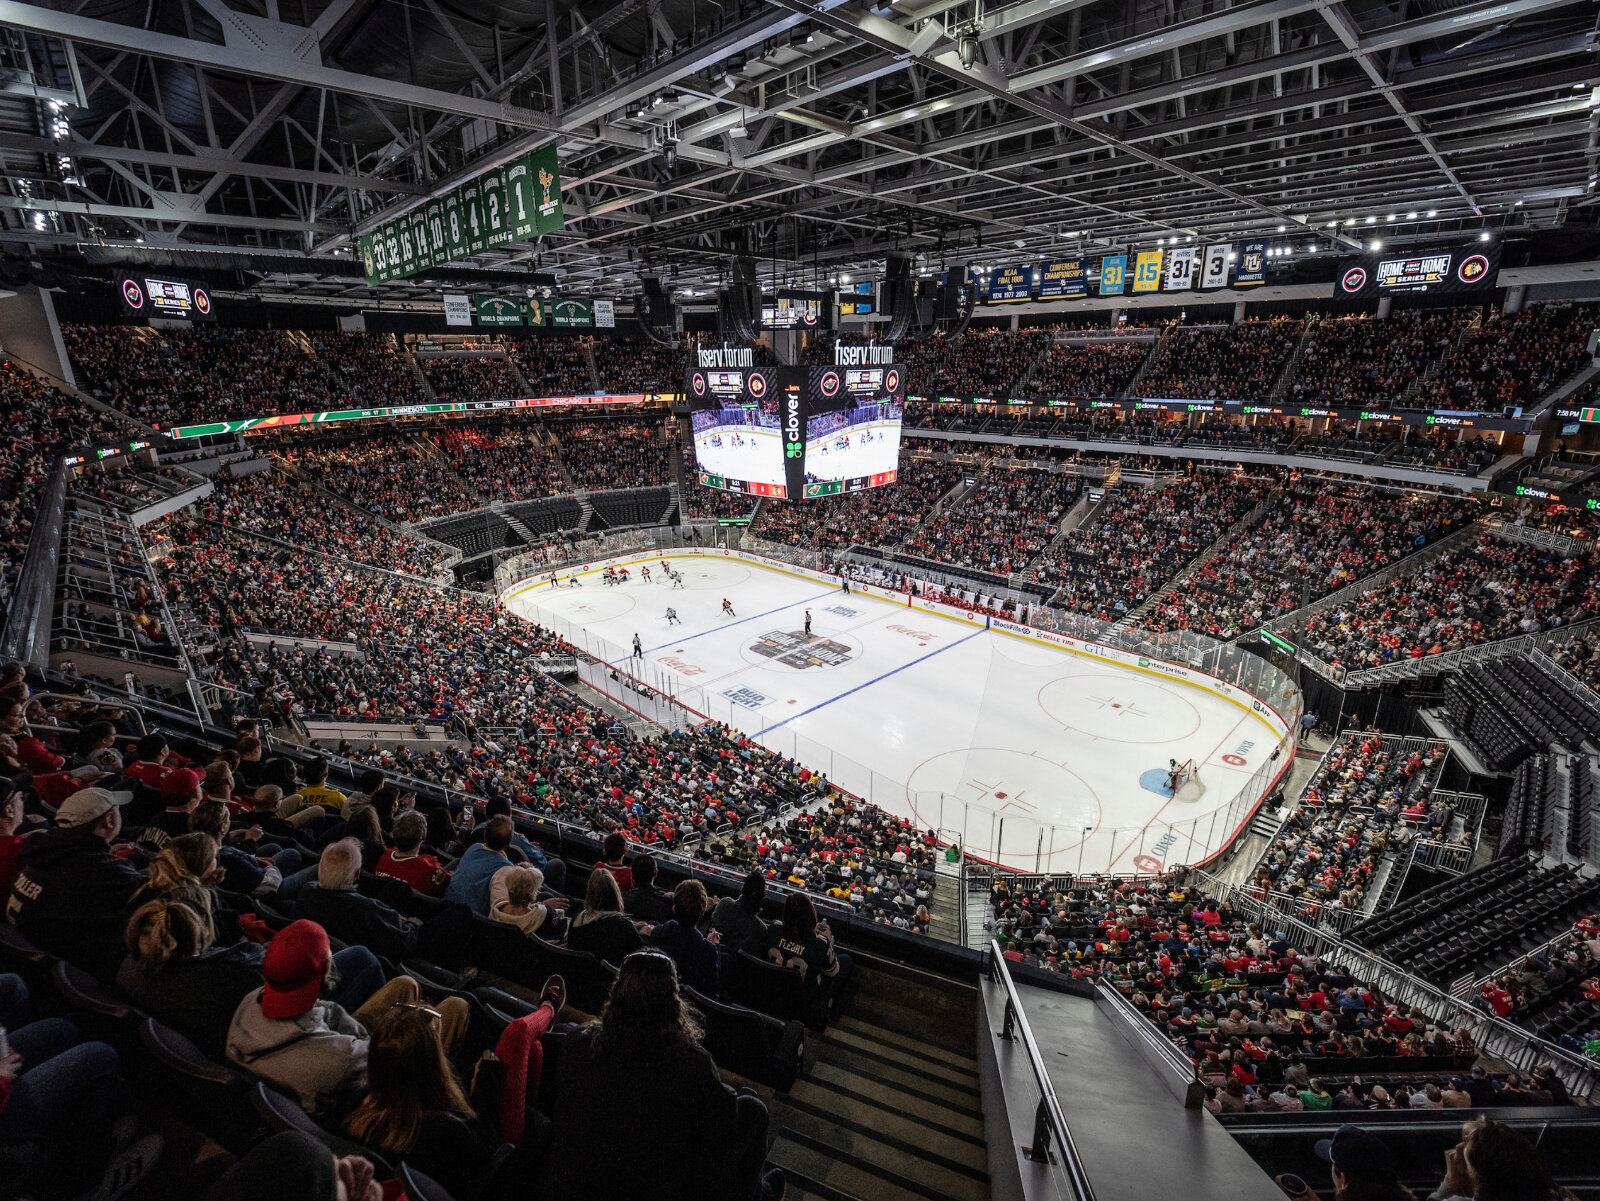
[801,350,903,498]
[685,344,903,500]
[685,348,786,497]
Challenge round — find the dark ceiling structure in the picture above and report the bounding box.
[0,0,1595,304]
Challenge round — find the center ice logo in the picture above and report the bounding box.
[750,629,853,669]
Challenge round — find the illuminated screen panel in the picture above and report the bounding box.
[801,363,903,497]
[685,363,788,496]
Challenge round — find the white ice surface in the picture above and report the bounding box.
[505,555,1280,873]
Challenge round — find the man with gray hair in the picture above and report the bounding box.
[292,838,420,962]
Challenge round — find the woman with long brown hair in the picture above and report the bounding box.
[564,865,644,965]
[344,1004,503,1197]
[537,952,785,1201]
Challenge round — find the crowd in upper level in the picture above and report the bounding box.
[1287,310,1473,408]
[1301,534,1600,671]
[62,324,344,428]
[1413,302,1597,413]
[592,336,682,394]
[312,332,426,406]
[1133,319,1305,401]
[420,356,524,403]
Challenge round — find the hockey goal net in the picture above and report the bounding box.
[1169,758,1204,801]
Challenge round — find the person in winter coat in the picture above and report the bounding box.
[225,920,466,1116]
[5,788,143,980]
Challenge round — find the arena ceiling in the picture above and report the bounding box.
[0,0,1596,303]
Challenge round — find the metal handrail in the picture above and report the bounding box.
[986,939,1097,1201]
[1093,977,1202,1090]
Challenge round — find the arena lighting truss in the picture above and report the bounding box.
[0,0,1595,303]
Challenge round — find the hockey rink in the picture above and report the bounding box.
[692,423,784,487]
[503,554,1287,874]
[803,418,901,482]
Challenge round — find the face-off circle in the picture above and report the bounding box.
[905,747,1103,848]
[1038,672,1202,743]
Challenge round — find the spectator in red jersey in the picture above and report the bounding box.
[374,810,451,896]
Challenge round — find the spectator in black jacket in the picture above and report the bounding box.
[343,1003,511,1197]
[565,865,644,966]
[622,852,673,923]
[537,951,784,1201]
[6,787,143,979]
[293,839,419,963]
[709,871,769,957]
[765,891,850,1026]
[647,879,722,996]
[117,896,265,1057]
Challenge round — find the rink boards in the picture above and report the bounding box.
[500,548,1293,874]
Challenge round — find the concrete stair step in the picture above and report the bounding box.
[805,1044,982,1116]
[816,1025,980,1083]
[767,1126,980,1201]
[770,1104,990,1198]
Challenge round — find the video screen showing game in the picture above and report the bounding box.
[685,357,787,497]
[801,361,904,497]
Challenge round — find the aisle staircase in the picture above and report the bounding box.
[409,351,441,401]
[503,346,535,396]
[1399,311,1481,407]
[1118,488,1277,626]
[1008,338,1054,396]
[1124,324,1176,397]
[1269,319,1320,401]
[545,429,580,490]
[765,963,990,1201]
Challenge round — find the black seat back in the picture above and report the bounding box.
[528,933,614,1015]
[726,950,810,1025]
[685,984,803,1091]
[249,1081,397,1177]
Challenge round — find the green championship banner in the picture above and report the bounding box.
[361,146,564,286]
[550,297,592,328]
[474,295,524,327]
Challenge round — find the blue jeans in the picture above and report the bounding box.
[265,847,304,875]
[327,946,385,1013]
[276,864,320,903]
[0,1015,119,1141]
[0,973,26,1027]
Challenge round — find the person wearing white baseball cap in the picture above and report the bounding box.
[5,786,143,980]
